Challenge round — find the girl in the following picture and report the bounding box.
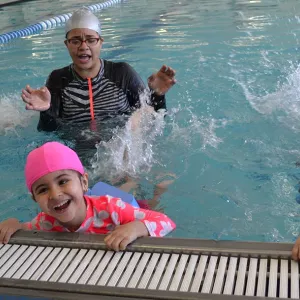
[0,142,176,251]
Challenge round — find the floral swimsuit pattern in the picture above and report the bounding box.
[25,195,175,237]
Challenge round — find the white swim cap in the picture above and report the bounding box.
[65,7,101,36]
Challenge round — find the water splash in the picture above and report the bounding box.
[89,92,225,183]
[0,93,35,135]
[237,65,300,131]
[167,107,225,150]
[90,91,166,182]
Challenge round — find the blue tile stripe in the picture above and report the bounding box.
[0,0,122,44]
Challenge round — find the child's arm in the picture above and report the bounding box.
[104,197,176,251]
[0,218,28,244]
[292,237,300,260]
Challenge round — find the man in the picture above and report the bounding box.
[21,7,176,133]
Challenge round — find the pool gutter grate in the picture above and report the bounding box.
[0,230,298,299]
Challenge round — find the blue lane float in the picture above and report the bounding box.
[0,0,123,44]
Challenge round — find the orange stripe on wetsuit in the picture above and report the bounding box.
[87,78,95,120]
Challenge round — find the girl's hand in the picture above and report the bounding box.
[0,218,23,244]
[104,221,148,251]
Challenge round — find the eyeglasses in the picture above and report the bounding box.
[67,38,100,47]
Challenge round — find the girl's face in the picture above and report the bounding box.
[31,170,88,230]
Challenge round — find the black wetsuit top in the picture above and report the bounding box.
[38,59,166,132]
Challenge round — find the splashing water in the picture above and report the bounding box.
[90,91,166,182]
[237,65,300,131]
[89,92,226,184]
[189,114,225,150]
[166,106,225,153]
[0,93,35,135]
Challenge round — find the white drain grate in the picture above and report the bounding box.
[0,231,298,300]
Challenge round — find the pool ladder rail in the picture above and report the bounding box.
[0,230,298,300]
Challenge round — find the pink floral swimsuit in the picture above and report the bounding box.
[25,195,176,237]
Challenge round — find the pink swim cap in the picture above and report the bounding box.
[25,142,84,192]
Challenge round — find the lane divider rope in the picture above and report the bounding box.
[0,0,122,44]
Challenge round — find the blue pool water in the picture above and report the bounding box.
[1,0,300,242]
